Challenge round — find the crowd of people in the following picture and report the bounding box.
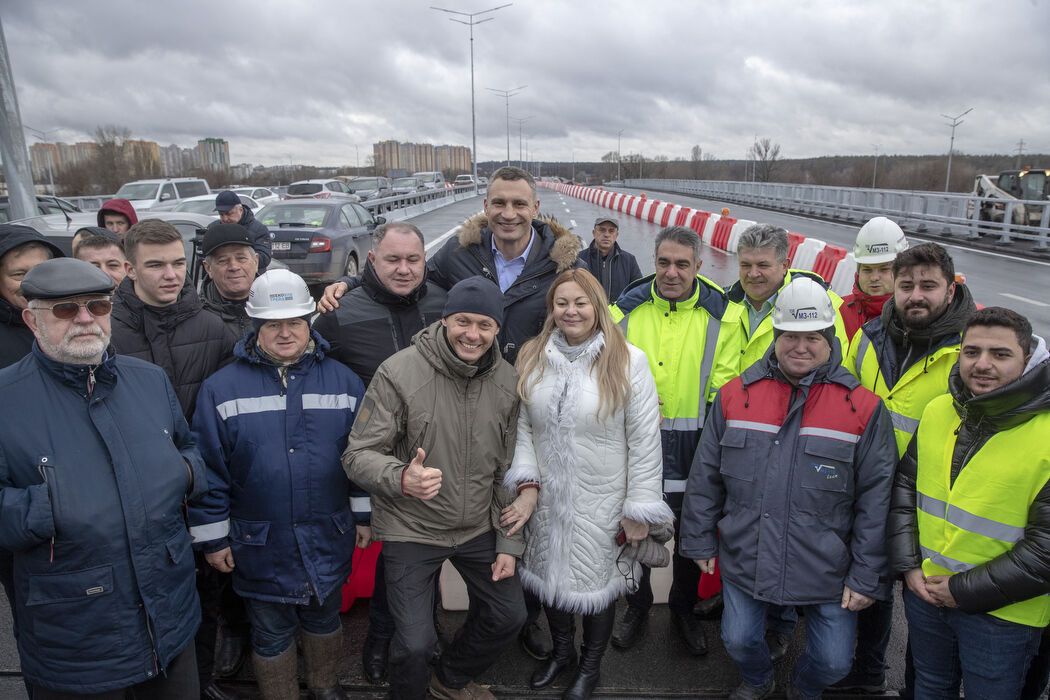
[0,165,1046,700]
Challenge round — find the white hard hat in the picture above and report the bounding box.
[854,217,908,264]
[246,269,316,320]
[772,277,836,332]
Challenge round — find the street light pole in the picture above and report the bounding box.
[24,125,59,195]
[871,143,880,189]
[432,4,511,195]
[486,85,526,167]
[941,107,973,193]
[616,129,623,182]
[512,115,532,168]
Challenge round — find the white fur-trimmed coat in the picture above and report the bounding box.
[505,333,674,614]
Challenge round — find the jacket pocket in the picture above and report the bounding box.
[230,519,270,546]
[799,438,853,515]
[719,429,761,505]
[331,507,354,535]
[25,564,123,659]
[229,519,274,584]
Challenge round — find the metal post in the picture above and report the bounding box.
[0,17,38,220]
[486,85,526,168]
[871,143,879,189]
[616,130,623,182]
[942,107,973,192]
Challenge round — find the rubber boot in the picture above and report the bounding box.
[302,629,348,700]
[252,647,299,700]
[562,606,616,700]
[530,607,577,689]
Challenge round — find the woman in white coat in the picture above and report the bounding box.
[501,268,673,700]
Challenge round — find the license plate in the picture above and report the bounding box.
[272,242,291,251]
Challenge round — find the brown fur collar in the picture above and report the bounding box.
[458,213,580,273]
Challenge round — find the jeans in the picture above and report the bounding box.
[903,587,1042,699]
[721,579,855,697]
[245,588,343,657]
[31,644,198,699]
[384,531,527,700]
[625,513,700,614]
[849,595,894,679]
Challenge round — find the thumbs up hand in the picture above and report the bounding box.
[402,448,443,500]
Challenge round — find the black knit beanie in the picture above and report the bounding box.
[442,276,504,326]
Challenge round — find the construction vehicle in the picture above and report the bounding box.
[971,167,1050,226]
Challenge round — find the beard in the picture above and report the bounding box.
[36,316,109,364]
[902,295,950,330]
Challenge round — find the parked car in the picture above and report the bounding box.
[390,176,427,196]
[230,187,280,206]
[284,179,360,202]
[454,174,477,187]
[113,177,211,211]
[0,195,82,223]
[255,200,383,284]
[413,171,447,190]
[346,177,392,201]
[163,193,261,217]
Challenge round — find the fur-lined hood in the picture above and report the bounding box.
[458,213,580,273]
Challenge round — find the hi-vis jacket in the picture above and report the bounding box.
[611,274,740,510]
[723,269,849,375]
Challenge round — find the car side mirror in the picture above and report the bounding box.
[374,216,386,226]
[160,192,172,201]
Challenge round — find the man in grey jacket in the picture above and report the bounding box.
[343,276,527,700]
[680,278,897,700]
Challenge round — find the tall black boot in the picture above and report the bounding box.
[530,607,577,689]
[563,605,616,700]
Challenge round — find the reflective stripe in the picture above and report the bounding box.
[919,492,1025,544]
[618,315,628,334]
[725,419,780,434]
[889,411,921,434]
[661,417,700,431]
[350,497,371,513]
[663,479,688,493]
[917,492,949,518]
[216,395,286,420]
[854,332,871,377]
[921,545,974,573]
[696,314,722,420]
[798,426,860,444]
[190,519,230,543]
[302,393,358,411]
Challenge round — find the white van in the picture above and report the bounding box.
[413,171,447,190]
[114,177,211,211]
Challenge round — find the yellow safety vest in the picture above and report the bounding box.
[915,394,1050,627]
[846,330,958,457]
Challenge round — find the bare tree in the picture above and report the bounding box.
[748,137,781,182]
[94,125,132,193]
[690,145,703,179]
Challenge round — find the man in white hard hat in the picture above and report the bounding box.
[681,278,897,700]
[190,269,368,700]
[839,217,909,342]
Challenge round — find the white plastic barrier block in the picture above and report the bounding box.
[701,215,721,246]
[611,193,623,211]
[727,219,757,254]
[830,252,858,297]
[652,202,669,224]
[792,238,827,272]
[639,200,656,220]
[665,205,682,226]
[628,198,643,218]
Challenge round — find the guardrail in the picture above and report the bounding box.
[624,178,1050,249]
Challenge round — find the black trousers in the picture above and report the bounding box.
[194,551,249,684]
[31,644,198,699]
[383,531,527,700]
[851,596,894,678]
[624,513,699,615]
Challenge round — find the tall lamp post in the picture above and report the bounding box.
[487,85,526,167]
[431,4,511,194]
[512,115,532,168]
[871,143,880,189]
[616,129,623,182]
[941,107,973,193]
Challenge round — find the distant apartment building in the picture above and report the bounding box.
[373,140,470,176]
[435,145,472,175]
[160,144,183,176]
[197,137,230,172]
[230,163,254,181]
[29,143,59,181]
[125,140,161,175]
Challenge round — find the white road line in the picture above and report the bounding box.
[570,219,577,229]
[1001,293,1050,307]
[425,225,462,253]
[564,207,571,213]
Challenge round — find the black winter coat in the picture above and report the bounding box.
[200,279,252,344]
[888,347,1050,614]
[110,278,236,418]
[314,261,447,387]
[578,239,643,303]
[206,206,272,272]
[0,296,34,370]
[427,214,581,364]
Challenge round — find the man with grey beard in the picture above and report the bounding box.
[0,258,207,698]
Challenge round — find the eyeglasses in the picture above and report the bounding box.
[35,299,112,320]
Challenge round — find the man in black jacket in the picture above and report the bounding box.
[314,221,447,684]
[200,223,260,342]
[577,216,642,302]
[888,307,1050,698]
[0,225,63,370]
[209,191,272,272]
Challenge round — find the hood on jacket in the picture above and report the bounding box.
[0,224,63,263]
[846,280,891,318]
[235,327,330,365]
[458,213,579,274]
[881,281,976,349]
[412,320,501,382]
[725,268,828,305]
[614,273,727,317]
[747,332,857,391]
[111,276,203,329]
[361,258,432,307]
[949,334,1050,431]
[96,199,139,228]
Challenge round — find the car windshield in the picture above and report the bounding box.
[350,179,381,190]
[393,178,418,187]
[115,183,160,200]
[231,188,254,196]
[287,183,323,196]
[173,200,217,215]
[258,204,329,227]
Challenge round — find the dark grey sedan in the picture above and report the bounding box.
[255,200,385,284]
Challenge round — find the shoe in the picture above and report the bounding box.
[610,607,647,650]
[215,626,249,679]
[831,669,888,693]
[766,630,791,664]
[728,678,775,700]
[427,674,495,700]
[784,684,814,700]
[302,630,348,700]
[530,609,576,689]
[695,592,724,620]
[670,609,708,656]
[361,632,390,684]
[252,648,299,700]
[519,618,552,660]
[562,607,615,700]
[201,681,246,700]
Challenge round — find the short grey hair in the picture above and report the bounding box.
[372,221,425,250]
[737,224,789,262]
[654,225,701,262]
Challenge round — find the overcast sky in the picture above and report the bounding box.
[3,0,1048,167]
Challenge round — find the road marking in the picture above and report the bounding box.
[564,207,571,213]
[1001,293,1050,307]
[425,224,462,253]
[570,219,577,229]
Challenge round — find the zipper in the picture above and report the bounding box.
[37,464,55,563]
[145,612,159,677]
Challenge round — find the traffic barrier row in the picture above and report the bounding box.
[543,182,858,297]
